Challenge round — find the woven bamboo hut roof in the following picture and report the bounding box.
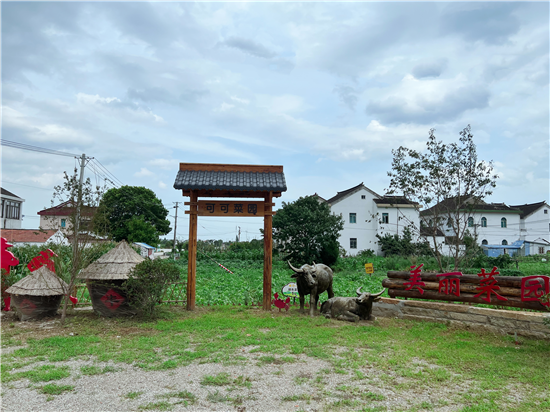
[77,240,144,280]
[6,266,68,296]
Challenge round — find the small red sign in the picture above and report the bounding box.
[437,272,462,297]
[100,289,125,311]
[19,298,37,315]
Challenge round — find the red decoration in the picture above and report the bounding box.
[100,289,125,311]
[473,267,507,303]
[404,264,425,295]
[69,295,78,305]
[27,249,58,273]
[1,237,20,309]
[437,272,462,297]
[521,276,550,306]
[272,292,290,312]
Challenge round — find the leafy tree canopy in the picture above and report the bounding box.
[386,125,498,270]
[272,196,344,266]
[93,186,170,246]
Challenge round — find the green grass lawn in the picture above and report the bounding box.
[2,305,549,411]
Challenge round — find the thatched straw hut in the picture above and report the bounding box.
[6,266,68,321]
[77,240,144,317]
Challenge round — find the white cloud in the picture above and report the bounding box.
[76,93,121,105]
[148,158,176,170]
[134,167,153,177]
[158,180,167,189]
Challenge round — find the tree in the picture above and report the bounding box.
[272,196,344,265]
[386,125,498,271]
[48,168,105,323]
[93,186,170,245]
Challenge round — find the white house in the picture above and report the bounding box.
[1,188,25,229]
[134,242,156,259]
[510,201,550,245]
[324,183,419,256]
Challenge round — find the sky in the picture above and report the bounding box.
[2,1,549,243]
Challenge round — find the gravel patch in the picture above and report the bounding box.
[0,352,485,412]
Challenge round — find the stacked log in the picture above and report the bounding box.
[382,271,549,311]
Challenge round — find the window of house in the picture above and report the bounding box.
[361,195,366,199]
[501,217,507,228]
[539,247,545,254]
[382,213,389,224]
[502,239,508,246]
[5,201,20,219]
[481,217,487,227]
[446,218,452,228]
[349,213,356,224]
[482,239,488,245]
[545,209,548,214]
[61,219,66,228]
[350,238,357,249]
[0,199,4,218]
[467,217,474,227]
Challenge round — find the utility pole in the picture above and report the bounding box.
[173,202,180,259]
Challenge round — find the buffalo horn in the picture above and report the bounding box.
[356,286,363,296]
[288,261,303,273]
[311,262,317,273]
[372,288,386,297]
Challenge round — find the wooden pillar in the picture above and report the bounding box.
[263,192,273,310]
[187,191,198,310]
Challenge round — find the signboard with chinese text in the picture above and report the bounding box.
[195,201,266,217]
[364,263,374,274]
[382,267,550,311]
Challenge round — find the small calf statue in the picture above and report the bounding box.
[288,261,334,317]
[320,287,386,322]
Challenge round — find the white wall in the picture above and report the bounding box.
[474,212,521,246]
[521,204,550,242]
[329,187,379,256]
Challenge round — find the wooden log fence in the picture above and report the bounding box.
[383,271,550,312]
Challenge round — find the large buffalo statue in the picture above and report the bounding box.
[288,261,334,317]
[320,287,385,322]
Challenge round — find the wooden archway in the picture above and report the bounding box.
[173,163,287,310]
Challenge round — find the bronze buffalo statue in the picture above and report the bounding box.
[288,261,334,317]
[320,287,385,322]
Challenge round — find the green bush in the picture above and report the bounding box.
[125,259,181,317]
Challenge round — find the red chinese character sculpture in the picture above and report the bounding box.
[27,249,58,273]
[437,272,462,297]
[1,237,20,311]
[521,276,550,307]
[474,267,507,303]
[404,264,426,295]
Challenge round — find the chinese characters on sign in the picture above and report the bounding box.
[473,266,507,303]
[27,249,58,273]
[437,272,463,297]
[521,276,550,307]
[197,201,265,217]
[364,263,374,274]
[404,264,426,295]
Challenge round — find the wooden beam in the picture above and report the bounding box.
[263,192,273,311]
[180,163,283,173]
[187,191,198,311]
[181,190,282,198]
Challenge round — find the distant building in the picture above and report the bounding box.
[37,201,97,232]
[1,229,69,246]
[133,242,156,259]
[1,188,25,229]
[323,183,419,256]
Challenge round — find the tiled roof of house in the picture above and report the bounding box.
[1,188,23,199]
[374,196,418,206]
[173,164,287,192]
[509,201,548,219]
[1,229,59,243]
[38,201,97,216]
[420,197,520,216]
[327,183,380,205]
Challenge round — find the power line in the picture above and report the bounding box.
[1,139,78,157]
